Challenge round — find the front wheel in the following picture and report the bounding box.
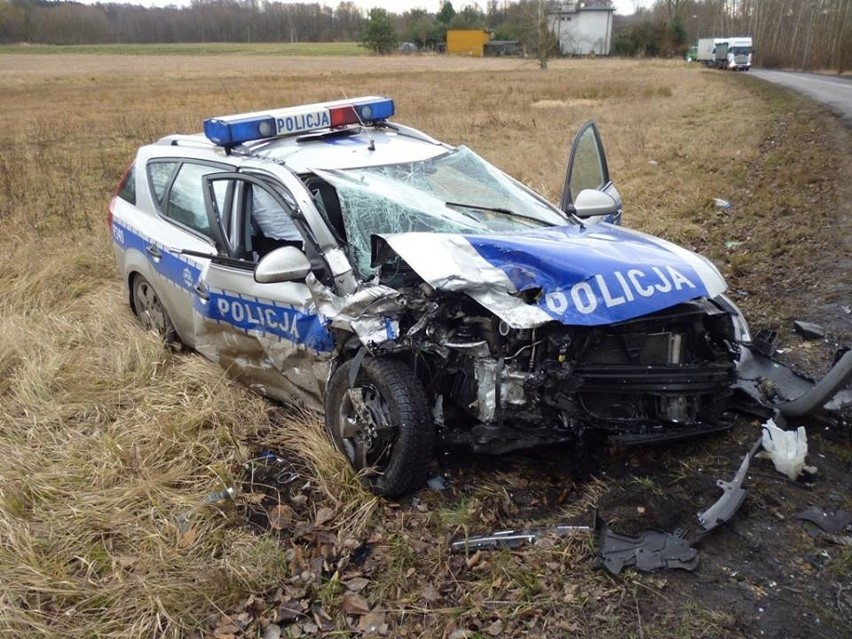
[324,356,434,497]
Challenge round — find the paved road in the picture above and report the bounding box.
[748,69,852,125]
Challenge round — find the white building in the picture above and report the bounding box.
[548,2,616,56]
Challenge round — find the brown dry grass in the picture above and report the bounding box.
[1,51,848,638]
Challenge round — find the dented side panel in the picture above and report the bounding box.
[193,261,334,409]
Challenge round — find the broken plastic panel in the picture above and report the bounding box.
[734,345,852,417]
[598,526,699,575]
[696,437,762,534]
[794,506,852,535]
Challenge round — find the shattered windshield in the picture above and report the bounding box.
[313,146,569,276]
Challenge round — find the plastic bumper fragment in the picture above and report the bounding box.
[734,345,852,417]
[597,526,698,575]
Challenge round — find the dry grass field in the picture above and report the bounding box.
[1,51,850,639]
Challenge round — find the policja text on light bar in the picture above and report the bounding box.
[203,96,395,147]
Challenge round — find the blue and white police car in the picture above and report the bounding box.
[110,96,757,497]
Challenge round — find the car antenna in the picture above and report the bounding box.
[565,202,586,230]
[217,77,242,114]
[340,89,376,151]
[213,78,243,155]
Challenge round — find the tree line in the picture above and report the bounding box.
[1,0,849,72]
[0,0,366,44]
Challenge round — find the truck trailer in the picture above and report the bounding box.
[696,36,753,71]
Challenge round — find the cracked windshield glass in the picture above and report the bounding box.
[314,147,569,275]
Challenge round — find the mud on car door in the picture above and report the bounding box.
[192,172,335,407]
[560,121,623,225]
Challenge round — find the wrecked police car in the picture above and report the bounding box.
[110,96,852,497]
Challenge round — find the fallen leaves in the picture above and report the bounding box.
[358,610,388,636]
[342,590,371,616]
[268,504,293,531]
[344,576,370,592]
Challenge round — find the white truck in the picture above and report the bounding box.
[697,36,753,71]
[696,38,721,66]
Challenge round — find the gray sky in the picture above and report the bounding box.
[96,1,652,17]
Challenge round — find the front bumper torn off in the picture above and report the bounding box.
[735,345,852,417]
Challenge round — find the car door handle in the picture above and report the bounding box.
[194,282,209,300]
[145,244,162,259]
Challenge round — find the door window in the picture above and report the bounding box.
[165,163,227,237]
[560,121,611,212]
[568,127,606,202]
[204,174,305,262]
[148,161,179,204]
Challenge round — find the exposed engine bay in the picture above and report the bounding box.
[322,255,743,456]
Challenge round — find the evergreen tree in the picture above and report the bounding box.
[361,7,397,55]
[436,1,455,25]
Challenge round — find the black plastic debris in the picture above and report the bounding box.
[794,506,852,535]
[793,321,826,341]
[597,526,698,575]
[596,437,763,576]
[733,346,852,417]
[752,328,779,357]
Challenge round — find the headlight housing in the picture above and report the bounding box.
[714,294,751,343]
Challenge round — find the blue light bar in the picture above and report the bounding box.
[203,96,395,147]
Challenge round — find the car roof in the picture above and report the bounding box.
[253,127,452,173]
[148,125,452,175]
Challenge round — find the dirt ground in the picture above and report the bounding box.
[235,410,850,638]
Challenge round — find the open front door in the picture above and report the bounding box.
[560,121,622,225]
[191,172,335,409]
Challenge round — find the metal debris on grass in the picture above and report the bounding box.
[451,523,592,553]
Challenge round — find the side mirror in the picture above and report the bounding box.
[254,246,312,283]
[573,189,619,219]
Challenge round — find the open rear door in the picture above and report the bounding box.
[560,121,622,225]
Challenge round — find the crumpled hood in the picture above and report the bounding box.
[374,224,727,328]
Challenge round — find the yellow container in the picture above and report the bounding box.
[446,30,490,57]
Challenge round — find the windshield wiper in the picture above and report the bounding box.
[445,201,556,227]
[445,201,520,218]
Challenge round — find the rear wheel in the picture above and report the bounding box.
[132,275,176,343]
[325,356,434,497]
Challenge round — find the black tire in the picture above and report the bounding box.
[324,356,434,498]
[131,274,177,343]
